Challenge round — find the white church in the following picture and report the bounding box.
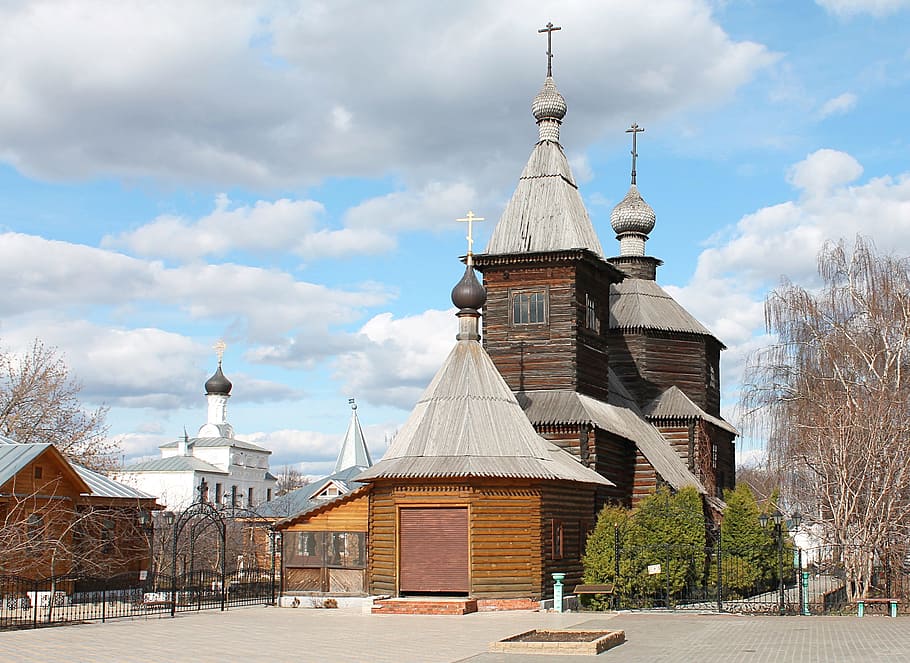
[117,357,277,511]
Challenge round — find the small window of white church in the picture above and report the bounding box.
[512,290,547,325]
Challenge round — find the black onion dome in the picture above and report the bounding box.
[204,363,232,395]
[451,264,487,311]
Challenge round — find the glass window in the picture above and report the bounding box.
[284,531,366,569]
[512,291,547,325]
[585,294,599,332]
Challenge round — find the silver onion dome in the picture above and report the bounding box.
[531,77,566,142]
[610,184,656,257]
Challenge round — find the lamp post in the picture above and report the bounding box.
[760,508,784,614]
[760,508,801,615]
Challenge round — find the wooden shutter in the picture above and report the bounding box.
[399,507,469,594]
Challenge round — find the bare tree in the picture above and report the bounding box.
[0,340,116,471]
[743,237,910,599]
[275,465,309,497]
[0,474,148,578]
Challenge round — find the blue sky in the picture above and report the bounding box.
[2,0,909,476]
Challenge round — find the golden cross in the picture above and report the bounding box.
[213,339,226,364]
[457,210,485,265]
[538,22,562,77]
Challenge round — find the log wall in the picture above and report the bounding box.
[540,483,597,595]
[367,480,546,599]
[283,494,369,533]
[480,256,616,402]
[607,331,722,415]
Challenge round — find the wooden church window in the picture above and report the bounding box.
[551,519,564,560]
[585,294,599,332]
[512,291,547,325]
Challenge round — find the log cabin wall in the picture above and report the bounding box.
[367,480,545,600]
[477,252,619,401]
[283,494,369,533]
[0,455,84,578]
[532,425,634,509]
[631,449,660,507]
[607,330,721,415]
[540,483,597,596]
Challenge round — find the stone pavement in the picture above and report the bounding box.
[1,606,909,662]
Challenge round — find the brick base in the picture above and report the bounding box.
[371,598,478,615]
[476,598,540,612]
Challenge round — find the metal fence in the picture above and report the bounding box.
[0,567,276,630]
[603,543,910,615]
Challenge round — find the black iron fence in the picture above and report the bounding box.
[0,567,275,630]
[601,543,910,615]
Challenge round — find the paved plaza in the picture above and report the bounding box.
[2,606,909,662]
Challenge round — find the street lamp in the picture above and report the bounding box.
[760,508,790,615]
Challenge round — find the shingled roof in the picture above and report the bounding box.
[358,262,611,487]
[516,371,708,494]
[644,386,738,436]
[609,278,723,345]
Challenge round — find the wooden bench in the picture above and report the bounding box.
[572,583,614,597]
[856,598,900,617]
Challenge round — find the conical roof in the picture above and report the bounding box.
[357,265,611,486]
[482,68,603,258]
[483,140,604,256]
[334,400,373,473]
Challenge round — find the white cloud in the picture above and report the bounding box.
[333,309,457,409]
[0,232,391,345]
[344,181,478,233]
[817,92,858,118]
[816,0,910,17]
[0,319,299,410]
[786,148,864,197]
[0,1,775,188]
[671,151,910,426]
[245,423,395,471]
[103,194,393,262]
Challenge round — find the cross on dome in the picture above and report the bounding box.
[213,339,226,365]
[538,22,561,77]
[457,210,485,266]
[626,123,645,185]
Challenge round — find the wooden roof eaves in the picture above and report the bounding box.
[648,414,738,437]
[273,484,370,530]
[472,249,626,282]
[607,325,727,350]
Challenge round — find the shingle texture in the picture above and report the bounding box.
[483,141,604,257]
[357,339,611,486]
[516,374,707,494]
[609,278,721,343]
[644,386,738,435]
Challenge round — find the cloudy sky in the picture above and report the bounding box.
[2,0,909,476]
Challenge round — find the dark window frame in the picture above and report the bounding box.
[551,519,564,560]
[510,288,549,326]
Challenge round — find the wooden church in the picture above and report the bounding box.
[278,26,736,608]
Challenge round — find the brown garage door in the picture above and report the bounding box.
[399,507,469,594]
